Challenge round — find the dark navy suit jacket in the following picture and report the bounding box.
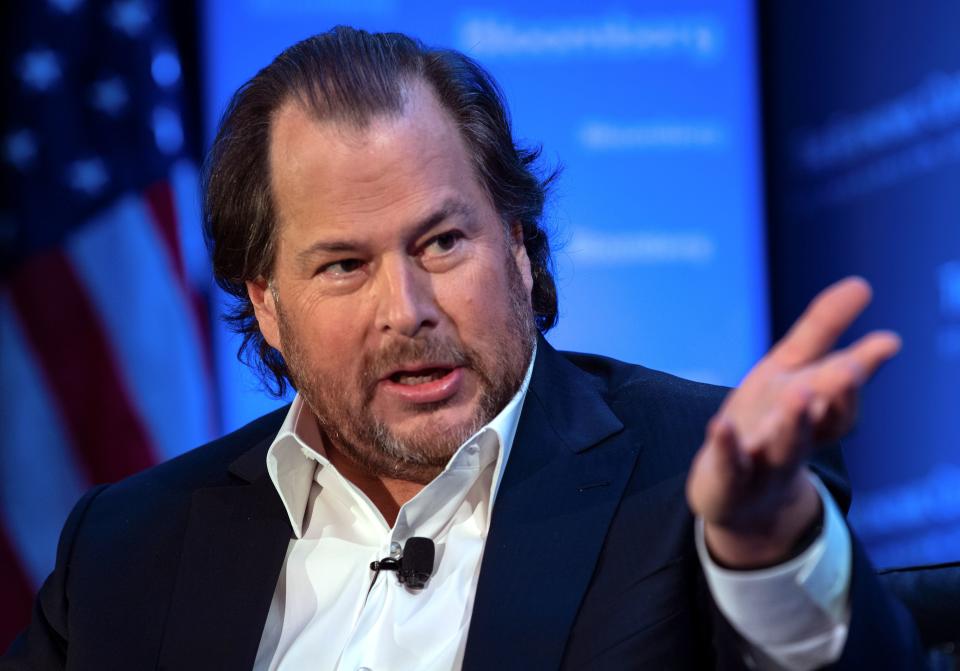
[3,339,924,669]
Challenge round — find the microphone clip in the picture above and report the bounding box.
[369,537,435,590]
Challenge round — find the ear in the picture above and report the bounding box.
[509,222,534,295]
[246,277,283,353]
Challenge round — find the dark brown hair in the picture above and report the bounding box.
[203,26,558,396]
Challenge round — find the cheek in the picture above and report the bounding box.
[436,262,513,328]
[289,284,328,315]
[283,297,365,369]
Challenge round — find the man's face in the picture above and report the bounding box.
[249,82,536,483]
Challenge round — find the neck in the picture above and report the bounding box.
[321,437,427,527]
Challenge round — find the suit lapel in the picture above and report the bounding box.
[158,435,292,670]
[463,340,641,670]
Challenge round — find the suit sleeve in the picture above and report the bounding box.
[0,485,109,670]
[697,446,927,670]
[807,452,928,669]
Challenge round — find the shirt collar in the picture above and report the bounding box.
[266,343,537,539]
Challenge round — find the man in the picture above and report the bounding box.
[3,26,922,670]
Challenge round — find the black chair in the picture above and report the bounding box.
[879,562,960,669]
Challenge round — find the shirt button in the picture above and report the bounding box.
[389,541,402,556]
[357,667,372,671]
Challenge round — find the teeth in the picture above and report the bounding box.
[398,374,434,385]
[393,369,447,385]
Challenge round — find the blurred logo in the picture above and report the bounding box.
[579,120,725,151]
[938,260,960,360]
[788,71,960,208]
[850,464,960,567]
[793,70,960,174]
[939,260,960,318]
[570,228,714,266]
[247,0,394,16]
[458,15,722,61]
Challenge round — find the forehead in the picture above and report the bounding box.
[267,81,490,237]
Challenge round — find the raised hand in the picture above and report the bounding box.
[686,277,901,568]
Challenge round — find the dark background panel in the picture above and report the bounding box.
[761,0,960,567]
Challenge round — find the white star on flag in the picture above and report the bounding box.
[19,49,62,91]
[108,0,151,37]
[67,158,110,195]
[4,130,38,169]
[48,0,84,13]
[90,77,129,116]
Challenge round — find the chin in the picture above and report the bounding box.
[398,403,479,434]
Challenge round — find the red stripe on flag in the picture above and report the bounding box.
[144,181,187,282]
[8,252,158,484]
[0,524,35,653]
[143,181,215,380]
[188,290,215,387]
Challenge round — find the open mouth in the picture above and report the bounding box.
[389,367,453,386]
[378,363,465,404]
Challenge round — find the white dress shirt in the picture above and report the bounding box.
[254,350,852,671]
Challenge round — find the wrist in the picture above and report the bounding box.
[704,474,822,569]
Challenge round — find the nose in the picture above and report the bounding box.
[373,255,440,337]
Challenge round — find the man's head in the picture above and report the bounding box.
[203,27,556,479]
[204,26,558,395]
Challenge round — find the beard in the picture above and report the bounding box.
[278,253,536,483]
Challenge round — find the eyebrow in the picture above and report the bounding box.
[295,198,477,265]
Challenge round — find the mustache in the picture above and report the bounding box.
[359,337,474,394]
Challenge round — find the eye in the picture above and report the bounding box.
[425,231,463,255]
[317,258,364,276]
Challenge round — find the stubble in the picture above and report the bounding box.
[279,251,536,483]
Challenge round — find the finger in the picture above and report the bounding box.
[708,416,751,481]
[695,417,751,490]
[769,276,873,368]
[803,331,898,440]
[807,373,855,428]
[687,417,750,520]
[813,388,859,443]
[812,331,899,417]
[807,331,900,411]
[743,381,814,469]
[838,329,902,381]
[806,352,864,425]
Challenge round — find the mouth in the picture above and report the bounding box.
[378,364,465,404]
[387,366,454,385]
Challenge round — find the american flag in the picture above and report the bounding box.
[0,0,215,648]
